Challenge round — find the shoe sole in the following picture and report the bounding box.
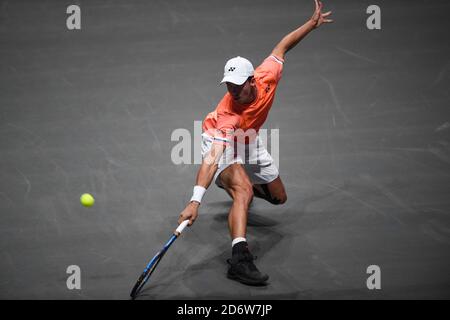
[227,272,269,286]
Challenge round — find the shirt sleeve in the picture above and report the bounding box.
[258,55,284,83]
[213,111,240,146]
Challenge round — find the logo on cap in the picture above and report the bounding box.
[220,56,254,85]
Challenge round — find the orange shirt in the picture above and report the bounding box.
[203,55,284,145]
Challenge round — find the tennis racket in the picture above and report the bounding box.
[130,220,190,299]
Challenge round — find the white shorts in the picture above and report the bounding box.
[201,133,279,188]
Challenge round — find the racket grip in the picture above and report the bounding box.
[175,220,190,236]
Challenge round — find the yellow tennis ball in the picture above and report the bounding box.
[80,193,95,207]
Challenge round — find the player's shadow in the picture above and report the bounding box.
[136,186,345,299]
[212,209,279,228]
[207,201,279,227]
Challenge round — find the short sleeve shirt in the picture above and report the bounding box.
[202,55,284,145]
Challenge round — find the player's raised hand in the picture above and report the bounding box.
[310,0,333,28]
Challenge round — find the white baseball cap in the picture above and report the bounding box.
[220,56,254,85]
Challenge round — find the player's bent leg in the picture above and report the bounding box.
[252,176,287,205]
[218,164,269,285]
[218,163,253,239]
[217,183,254,208]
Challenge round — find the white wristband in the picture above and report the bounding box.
[190,185,206,204]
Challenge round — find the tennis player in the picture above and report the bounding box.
[178,0,333,285]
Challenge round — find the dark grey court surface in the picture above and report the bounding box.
[1,0,449,299]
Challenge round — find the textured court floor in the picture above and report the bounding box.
[1,0,449,299]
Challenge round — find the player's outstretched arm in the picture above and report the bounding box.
[178,143,225,226]
[271,0,333,60]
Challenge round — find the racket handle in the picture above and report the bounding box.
[174,220,190,236]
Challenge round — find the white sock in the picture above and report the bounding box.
[232,237,247,247]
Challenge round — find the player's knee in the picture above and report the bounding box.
[233,183,254,205]
[271,192,287,205]
[278,192,287,205]
[241,183,254,205]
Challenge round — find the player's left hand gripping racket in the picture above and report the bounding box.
[130,220,190,300]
